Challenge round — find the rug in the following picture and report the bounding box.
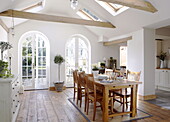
[145,89,170,110]
[68,98,152,122]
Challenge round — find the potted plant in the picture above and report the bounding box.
[156,51,167,68]
[0,60,13,78]
[0,42,12,60]
[92,63,99,78]
[54,54,65,92]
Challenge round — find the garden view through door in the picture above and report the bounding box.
[21,33,47,89]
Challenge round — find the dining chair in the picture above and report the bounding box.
[81,73,94,112]
[112,70,141,112]
[72,70,79,103]
[78,72,86,109]
[85,75,103,121]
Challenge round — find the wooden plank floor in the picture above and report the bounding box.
[16,88,170,122]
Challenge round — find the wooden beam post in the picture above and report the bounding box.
[98,0,157,13]
[0,19,9,33]
[103,36,132,46]
[0,10,116,29]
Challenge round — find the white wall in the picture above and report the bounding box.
[127,29,144,95]
[143,28,155,96]
[9,20,120,86]
[0,26,8,60]
[127,28,155,96]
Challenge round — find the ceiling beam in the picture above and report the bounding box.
[0,18,9,33]
[98,0,157,13]
[0,10,116,28]
[103,36,132,46]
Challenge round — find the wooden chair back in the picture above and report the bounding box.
[73,70,79,84]
[78,71,86,87]
[126,70,141,81]
[105,69,113,76]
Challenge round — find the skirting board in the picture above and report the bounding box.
[138,94,156,100]
[49,86,66,91]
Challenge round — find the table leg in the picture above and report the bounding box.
[103,87,109,122]
[130,85,137,117]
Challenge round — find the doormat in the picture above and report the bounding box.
[68,98,152,122]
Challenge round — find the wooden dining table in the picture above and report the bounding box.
[95,79,142,122]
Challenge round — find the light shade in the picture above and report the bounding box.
[70,0,78,9]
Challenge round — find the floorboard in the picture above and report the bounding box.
[16,88,170,122]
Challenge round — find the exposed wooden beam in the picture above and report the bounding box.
[103,36,132,46]
[0,19,9,33]
[0,10,115,28]
[22,1,43,11]
[98,0,157,13]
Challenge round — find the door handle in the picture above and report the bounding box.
[33,63,35,69]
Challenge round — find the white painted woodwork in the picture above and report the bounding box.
[155,70,170,91]
[0,19,9,33]
[0,76,20,122]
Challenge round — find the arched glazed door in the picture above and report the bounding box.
[19,31,50,89]
[65,35,91,87]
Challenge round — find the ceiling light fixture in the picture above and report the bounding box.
[70,0,78,10]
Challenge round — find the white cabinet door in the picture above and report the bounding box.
[168,71,170,87]
[155,70,160,87]
[164,70,169,87]
[160,70,166,87]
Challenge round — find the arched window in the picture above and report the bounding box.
[65,35,91,87]
[18,31,50,90]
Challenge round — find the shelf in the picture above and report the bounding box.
[156,68,170,70]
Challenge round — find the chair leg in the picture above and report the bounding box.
[87,98,89,115]
[122,97,125,112]
[80,94,82,108]
[76,89,79,105]
[111,98,114,113]
[84,93,87,112]
[126,96,128,110]
[93,101,96,121]
[73,88,75,101]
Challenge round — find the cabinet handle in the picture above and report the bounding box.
[17,82,19,83]
[13,112,15,114]
[13,88,14,90]
[16,105,17,107]
[13,100,15,102]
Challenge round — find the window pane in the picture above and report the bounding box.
[28,47,32,56]
[28,67,32,76]
[38,48,46,56]
[22,57,27,66]
[22,47,27,56]
[22,67,27,76]
[38,57,46,66]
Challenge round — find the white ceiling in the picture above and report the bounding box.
[0,0,170,41]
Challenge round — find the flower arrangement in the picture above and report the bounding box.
[92,63,99,71]
[0,42,12,60]
[156,51,167,61]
